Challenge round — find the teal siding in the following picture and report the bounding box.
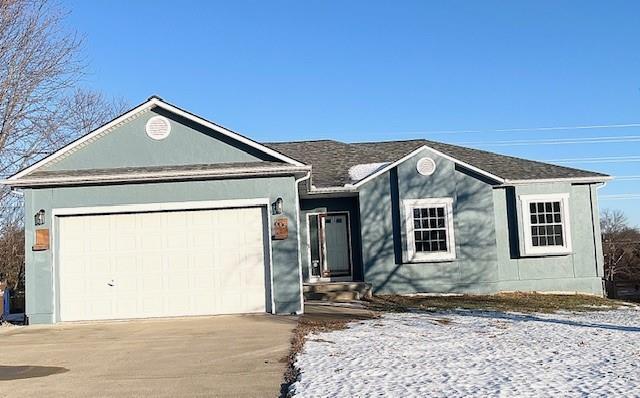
[44,107,279,172]
[493,183,603,294]
[359,148,499,294]
[24,176,302,324]
[359,148,604,296]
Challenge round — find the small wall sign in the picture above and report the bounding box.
[32,229,50,251]
[273,217,288,240]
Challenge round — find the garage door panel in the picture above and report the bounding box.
[192,233,213,249]
[141,255,163,273]
[167,233,189,250]
[139,235,162,251]
[113,255,135,273]
[88,238,110,253]
[58,206,268,322]
[113,233,138,251]
[113,213,136,228]
[171,274,190,290]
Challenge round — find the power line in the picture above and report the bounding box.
[614,176,640,181]
[399,122,640,136]
[600,194,640,200]
[545,156,640,164]
[459,135,640,147]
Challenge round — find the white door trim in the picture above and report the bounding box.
[306,211,354,283]
[51,198,274,322]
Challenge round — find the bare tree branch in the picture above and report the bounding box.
[0,0,128,289]
[601,209,640,282]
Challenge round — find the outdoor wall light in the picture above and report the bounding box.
[34,209,45,226]
[272,197,284,215]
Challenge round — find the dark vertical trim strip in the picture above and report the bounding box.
[390,168,403,265]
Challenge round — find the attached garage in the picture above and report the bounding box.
[6,97,309,324]
[56,203,271,322]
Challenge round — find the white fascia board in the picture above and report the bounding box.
[420,145,506,183]
[351,146,427,188]
[352,145,505,188]
[2,165,312,187]
[309,185,358,193]
[300,190,358,199]
[152,99,305,167]
[503,176,613,185]
[8,97,306,181]
[8,100,156,181]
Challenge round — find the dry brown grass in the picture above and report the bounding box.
[370,292,627,314]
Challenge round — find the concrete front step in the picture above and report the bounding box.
[303,282,372,302]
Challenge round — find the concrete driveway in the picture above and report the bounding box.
[0,314,297,398]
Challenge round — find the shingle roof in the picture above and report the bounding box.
[264,139,609,188]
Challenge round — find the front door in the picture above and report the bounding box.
[320,214,351,277]
[308,212,353,280]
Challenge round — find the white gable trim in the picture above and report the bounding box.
[8,97,305,181]
[154,99,305,167]
[9,100,154,180]
[350,145,506,188]
[504,176,612,184]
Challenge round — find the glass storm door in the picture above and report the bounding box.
[319,213,351,277]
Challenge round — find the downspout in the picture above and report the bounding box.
[593,182,607,295]
[294,171,311,315]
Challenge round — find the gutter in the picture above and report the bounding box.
[1,165,312,187]
[303,175,613,196]
[300,186,359,199]
[307,185,358,194]
[501,176,613,185]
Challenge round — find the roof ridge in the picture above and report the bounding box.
[349,139,427,145]
[264,139,345,145]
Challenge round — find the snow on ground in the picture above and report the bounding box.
[292,308,640,397]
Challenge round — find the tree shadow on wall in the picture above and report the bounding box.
[361,167,498,294]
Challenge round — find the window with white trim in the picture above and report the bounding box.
[404,198,456,262]
[520,193,572,255]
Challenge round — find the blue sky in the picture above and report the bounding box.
[64,0,640,224]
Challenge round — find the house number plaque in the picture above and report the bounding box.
[32,228,50,251]
[273,217,288,240]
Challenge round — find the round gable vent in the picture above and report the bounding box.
[416,157,437,176]
[145,116,171,140]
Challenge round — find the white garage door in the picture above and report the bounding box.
[57,207,269,322]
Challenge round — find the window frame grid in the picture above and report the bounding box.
[529,201,564,247]
[520,193,572,256]
[404,198,456,262]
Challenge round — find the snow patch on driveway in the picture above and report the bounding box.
[292,308,640,397]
